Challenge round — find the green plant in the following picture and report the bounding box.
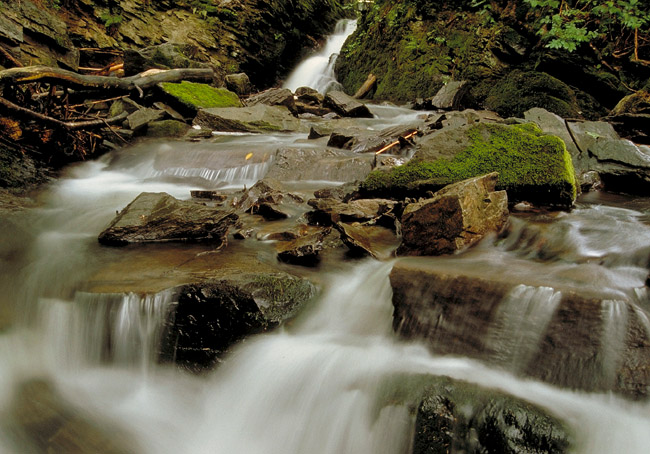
[100,13,123,29]
[524,0,649,58]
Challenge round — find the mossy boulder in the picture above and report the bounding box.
[159,81,242,115]
[484,70,580,119]
[145,120,191,138]
[361,123,577,208]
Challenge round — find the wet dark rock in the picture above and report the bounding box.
[161,272,316,370]
[245,88,296,112]
[225,73,252,96]
[10,379,135,454]
[190,190,228,202]
[403,376,573,454]
[276,228,331,266]
[430,80,468,110]
[398,173,509,256]
[233,228,255,239]
[109,98,144,118]
[98,192,238,246]
[153,102,186,121]
[308,127,327,139]
[265,148,375,183]
[313,181,361,202]
[324,91,373,118]
[193,105,300,133]
[294,102,332,116]
[390,257,650,398]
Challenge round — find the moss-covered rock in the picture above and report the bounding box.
[159,81,242,115]
[336,5,503,102]
[484,70,580,119]
[145,120,191,138]
[361,123,576,208]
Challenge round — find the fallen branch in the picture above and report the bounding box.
[0,96,128,131]
[0,65,215,94]
[354,73,377,99]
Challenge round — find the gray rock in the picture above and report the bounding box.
[193,105,300,133]
[98,192,238,246]
[324,91,373,118]
[313,182,360,202]
[126,108,166,131]
[225,73,252,96]
[266,148,375,183]
[398,173,509,256]
[245,87,295,111]
[430,80,468,110]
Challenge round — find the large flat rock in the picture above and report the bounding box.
[193,104,301,133]
[266,147,375,182]
[390,255,650,398]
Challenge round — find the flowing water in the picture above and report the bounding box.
[283,19,357,94]
[2,20,650,454]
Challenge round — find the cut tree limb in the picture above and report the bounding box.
[353,73,377,99]
[0,96,128,130]
[0,66,215,94]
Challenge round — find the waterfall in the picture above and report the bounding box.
[283,19,357,93]
[36,290,176,372]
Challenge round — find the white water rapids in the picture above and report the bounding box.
[2,19,650,454]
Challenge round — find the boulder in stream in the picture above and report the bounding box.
[276,228,331,266]
[361,122,577,208]
[398,172,508,256]
[98,192,238,246]
[324,91,373,118]
[390,256,650,398]
[161,272,316,371]
[193,104,300,133]
[378,375,573,454]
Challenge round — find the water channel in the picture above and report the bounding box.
[1,19,650,454]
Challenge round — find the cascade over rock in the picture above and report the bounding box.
[390,257,650,398]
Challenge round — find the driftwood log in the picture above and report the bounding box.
[0,65,215,93]
[354,73,377,99]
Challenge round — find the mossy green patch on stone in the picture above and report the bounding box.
[485,70,580,119]
[160,81,242,112]
[145,120,191,138]
[362,123,576,207]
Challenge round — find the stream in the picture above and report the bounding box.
[1,19,650,454]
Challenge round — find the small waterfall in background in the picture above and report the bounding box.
[283,19,357,94]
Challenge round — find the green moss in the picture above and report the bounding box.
[160,81,242,111]
[362,123,576,207]
[485,70,580,119]
[145,120,191,138]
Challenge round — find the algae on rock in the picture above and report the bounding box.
[361,123,577,208]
